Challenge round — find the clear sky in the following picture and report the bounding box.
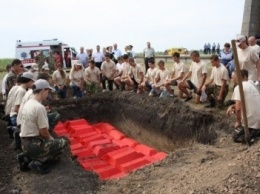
[0,0,245,58]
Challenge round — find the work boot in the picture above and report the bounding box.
[17,152,30,172]
[28,161,52,175]
[14,131,22,150]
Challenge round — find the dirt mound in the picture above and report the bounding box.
[1,91,259,193]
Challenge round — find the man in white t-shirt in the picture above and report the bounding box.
[76,47,88,68]
[92,45,104,70]
[140,59,157,92]
[178,50,207,103]
[164,52,185,97]
[113,43,122,63]
[248,36,260,56]
[18,79,68,173]
[203,55,229,108]
[127,58,144,93]
[101,53,117,91]
[226,69,260,143]
[2,64,11,100]
[85,60,101,94]
[149,60,169,97]
[236,34,260,83]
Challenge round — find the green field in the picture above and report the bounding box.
[0,58,12,70]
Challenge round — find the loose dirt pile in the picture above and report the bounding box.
[1,91,260,194]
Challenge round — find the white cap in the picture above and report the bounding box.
[33,79,54,91]
[236,34,246,46]
[31,63,39,71]
[21,72,36,81]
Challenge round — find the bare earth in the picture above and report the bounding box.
[1,92,260,194]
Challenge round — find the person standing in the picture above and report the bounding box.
[92,45,104,70]
[216,43,220,55]
[6,59,23,96]
[236,34,260,83]
[143,42,155,72]
[35,51,45,69]
[248,36,260,56]
[212,43,216,54]
[76,47,88,68]
[203,55,229,108]
[178,50,207,103]
[113,43,122,64]
[2,64,11,100]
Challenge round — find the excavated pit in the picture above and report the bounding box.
[52,91,233,152]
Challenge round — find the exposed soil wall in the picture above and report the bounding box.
[53,91,233,151]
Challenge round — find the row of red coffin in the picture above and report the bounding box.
[54,119,167,180]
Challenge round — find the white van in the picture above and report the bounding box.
[15,39,77,68]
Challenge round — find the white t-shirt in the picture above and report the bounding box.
[155,69,169,87]
[232,81,260,129]
[17,89,33,126]
[189,60,208,88]
[237,46,259,81]
[171,61,185,80]
[85,66,101,83]
[145,67,158,84]
[121,62,130,79]
[10,86,27,117]
[92,52,104,63]
[52,70,67,86]
[2,73,9,95]
[210,64,229,86]
[113,49,122,59]
[251,45,260,56]
[20,99,49,137]
[128,64,144,84]
[5,85,19,115]
[116,63,123,75]
[76,53,88,67]
[101,60,117,80]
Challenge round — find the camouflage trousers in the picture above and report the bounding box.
[21,137,68,162]
[205,84,229,107]
[86,81,100,94]
[47,111,60,132]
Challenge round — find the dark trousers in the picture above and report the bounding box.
[102,76,114,91]
[144,57,154,72]
[95,62,102,70]
[55,86,67,99]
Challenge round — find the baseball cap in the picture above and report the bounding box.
[31,63,39,71]
[33,79,55,91]
[42,63,50,70]
[236,34,246,46]
[21,72,36,81]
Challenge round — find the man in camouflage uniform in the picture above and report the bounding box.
[6,59,23,96]
[18,79,68,174]
[203,55,229,108]
[35,50,45,69]
[47,51,56,73]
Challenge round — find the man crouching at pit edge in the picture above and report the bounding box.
[226,69,260,143]
[18,79,69,174]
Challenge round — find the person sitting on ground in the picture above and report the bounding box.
[203,55,229,108]
[101,53,117,91]
[178,50,207,103]
[18,79,69,174]
[114,54,131,91]
[226,69,260,143]
[149,60,169,97]
[127,58,144,93]
[69,61,85,98]
[52,64,67,99]
[84,60,101,94]
[113,56,124,90]
[140,59,157,93]
[164,52,185,98]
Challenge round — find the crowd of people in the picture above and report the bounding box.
[2,36,260,174]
